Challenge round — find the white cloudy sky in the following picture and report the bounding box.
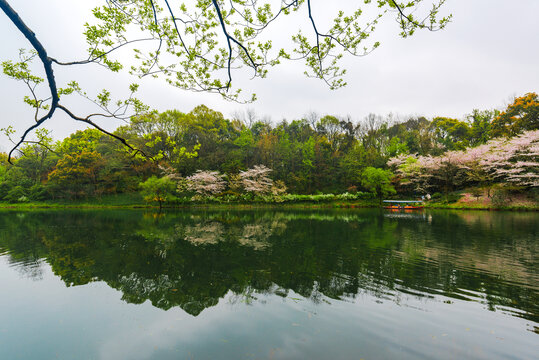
[1,0,538,151]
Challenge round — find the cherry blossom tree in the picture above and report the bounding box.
[158,164,183,182]
[479,130,539,188]
[239,165,273,195]
[389,129,539,194]
[388,154,425,193]
[452,143,494,195]
[186,170,227,196]
[389,152,464,194]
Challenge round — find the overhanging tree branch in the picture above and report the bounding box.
[1,0,59,163]
[1,0,450,161]
[57,104,147,158]
[212,0,259,89]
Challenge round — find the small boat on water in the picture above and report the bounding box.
[383,200,424,210]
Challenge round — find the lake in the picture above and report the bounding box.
[0,209,537,359]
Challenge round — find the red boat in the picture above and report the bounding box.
[383,200,424,210]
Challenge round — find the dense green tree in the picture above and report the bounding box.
[48,150,103,198]
[386,137,409,157]
[232,128,256,168]
[0,153,10,197]
[338,144,367,191]
[13,129,57,185]
[467,109,497,146]
[45,130,103,197]
[139,176,177,209]
[387,117,432,155]
[361,167,396,204]
[0,162,33,200]
[430,117,471,150]
[120,110,199,166]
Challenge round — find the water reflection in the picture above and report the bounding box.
[0,209,537,324]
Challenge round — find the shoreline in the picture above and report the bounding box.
[1,201,537,211]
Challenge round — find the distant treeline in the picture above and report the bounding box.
[0,92,537,202]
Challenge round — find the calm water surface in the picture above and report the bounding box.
[0,209,537,359]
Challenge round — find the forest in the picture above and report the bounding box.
[1,92,538,206]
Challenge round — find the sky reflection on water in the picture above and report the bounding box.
[0,209,537,359]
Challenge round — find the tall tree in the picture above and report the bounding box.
[467,109,497,146]
[491,93,539,137]
[430,117,471,150]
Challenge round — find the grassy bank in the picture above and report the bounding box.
[0,193,379,209]
[424,188,539,211]
[0,193,145,209]
[1,189,537,211]
[425,202,539,211]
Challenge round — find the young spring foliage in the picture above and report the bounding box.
[1,0,451,157]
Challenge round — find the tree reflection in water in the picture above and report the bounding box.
[0,209,536,321]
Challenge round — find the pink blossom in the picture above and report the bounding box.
[186,170,227,195]
[388,129,539,189]
[239,165,274,194]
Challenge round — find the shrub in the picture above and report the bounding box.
[336,192,357,200]
[4,185,28,203]
[0,182,9,200]
[28,184,48,201]
[17,195,29,203]
[491,188,509,207]
[442,193,462,204]
[469,187,483,200]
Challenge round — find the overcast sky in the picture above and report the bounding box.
[1,0,538,151]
